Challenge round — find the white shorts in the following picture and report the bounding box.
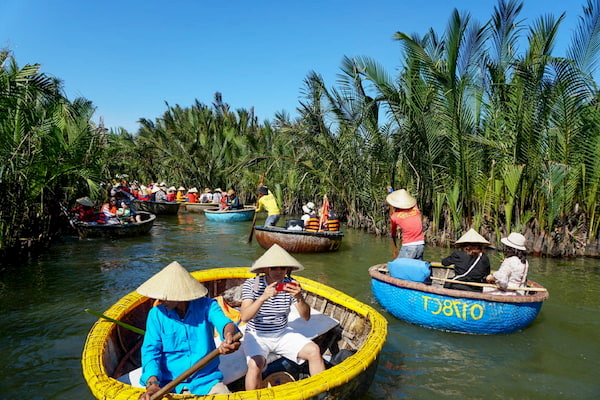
[242,327,312,368]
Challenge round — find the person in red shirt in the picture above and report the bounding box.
[71,197,96,222]
[186,187,199,203]
[166,187,177,202]
[386,189,425,260]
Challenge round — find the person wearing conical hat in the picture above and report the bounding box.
[386,188,425,260]
[70,196,96,222]
[485,232,530,295]
[441,228,491,292]
[240,244,325,390]
[222,189,243,211]
[175,186,186,202]
[211,188,223,204]
[199,188,212,203]
[137,261,241,398]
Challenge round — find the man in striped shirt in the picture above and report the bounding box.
[240,244,326,390]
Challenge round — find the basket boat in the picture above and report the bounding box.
[185,203,219,213]
[203,206,256,222]
[132,200,180,215]
[72,211,156,239]
[369,262,548,334]
[82,267,387,399]
[254,225,343,253]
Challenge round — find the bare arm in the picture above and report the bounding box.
[240,281,278,322]
[288,283,310,321]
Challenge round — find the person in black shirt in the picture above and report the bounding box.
[442,228,491,292]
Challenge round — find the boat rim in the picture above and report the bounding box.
[255,225,344,238]
[369,263,549,303]
[82,267,387,399]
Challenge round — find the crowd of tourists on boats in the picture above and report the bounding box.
[68,179,341,234]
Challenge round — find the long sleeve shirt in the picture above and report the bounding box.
[140,298,232,394]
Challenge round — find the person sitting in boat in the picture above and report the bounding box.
[223,189,243,210]
[166,187,177,202]
[175,186,186,202]
[70,196,96,222]
[116,200,136,224]
[324,209,340,232]
[386,189,425,260]
[240,244,326,390]
[441,228,491,292]
[154,185,168,202]
[484,232,530,295]
[199,188,213,203]
[136,261,241,399]
[219,192,229,210]
[186,187,199,203]
[212,188,223,204]
[301,202,316,226]
[98,197,120,224]
[137,185,151,201]
[255,185,281,227]
[304,206,320,232]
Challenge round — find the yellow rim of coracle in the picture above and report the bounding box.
[81,267,387,400]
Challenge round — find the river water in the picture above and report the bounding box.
[0,212,598,399]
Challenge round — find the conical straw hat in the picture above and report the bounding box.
[76,196,94,207]
[249,244,305,273]
[136,261,208,301]
[386,189,416,209]
[455,228,490,245]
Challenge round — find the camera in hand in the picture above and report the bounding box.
[275,282,298,291]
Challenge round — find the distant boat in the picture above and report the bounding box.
[254,225,343,253]
[132,200,180,215]
[203,206,256,222]
[81,267,387,400]
[369,262,549,334]
[184,202,219,213]
[71,211,156,239]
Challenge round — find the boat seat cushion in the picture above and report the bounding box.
[388,258,431,282]
[117,305,339,387]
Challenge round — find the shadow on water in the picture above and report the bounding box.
[0,212,599,399]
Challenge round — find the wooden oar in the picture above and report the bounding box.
[430,277,548,292]
[248,173,265,243]
[247,210,258,243]
[150,331,243,400]
[85,308,145,335]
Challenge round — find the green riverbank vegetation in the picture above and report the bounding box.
[1,0,599,261]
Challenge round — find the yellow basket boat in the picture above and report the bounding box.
[81,267,387,399]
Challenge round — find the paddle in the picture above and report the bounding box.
[248,210,258,243]
[85,308,145,335]
[386,186,399,258]
[248,173,265,243]
[150,331,243,400]
[429,277,548,292]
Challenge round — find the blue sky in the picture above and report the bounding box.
[0,0,590,133]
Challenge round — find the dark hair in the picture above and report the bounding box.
[503,246,527,264]
[258,186,268,195]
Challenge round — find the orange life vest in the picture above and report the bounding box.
[304,216,320,232]
[325,218,340,231]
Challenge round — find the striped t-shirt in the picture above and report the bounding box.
[242,275,297,333]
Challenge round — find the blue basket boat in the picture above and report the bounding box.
[203,206,256,222]
[369,263,548,335]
